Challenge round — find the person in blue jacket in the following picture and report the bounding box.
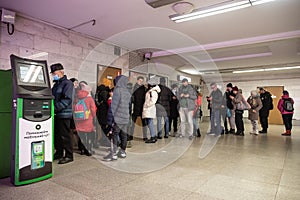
[51,63,74,164]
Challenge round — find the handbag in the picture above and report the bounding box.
[226,108,232,118]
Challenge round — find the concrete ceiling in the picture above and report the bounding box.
[1,0,300,80]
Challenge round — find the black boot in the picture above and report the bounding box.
[145,137,157,143]
[197,128,201,137]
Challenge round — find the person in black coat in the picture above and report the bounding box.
[156,77,173,138]
[258,87,273,133]
[169,84,179,137]
[95,85,110,130]
[129,76,147,140]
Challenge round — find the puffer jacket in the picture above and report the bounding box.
[52,75,74,118]
[142,85,161,119]
[110,75,131,125]
[156,84,173,117]
[74,90,97,132]
[277,94,294,115]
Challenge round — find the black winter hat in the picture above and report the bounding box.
[50,63,64,73]
[226,83,233,88]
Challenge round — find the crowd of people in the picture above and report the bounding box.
[207,82,295,137]
[50,63,295,164]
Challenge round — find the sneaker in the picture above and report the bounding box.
[117,151,126,158]
[178,134,183,138]
[189,135,194,140]
[103,153,118,161]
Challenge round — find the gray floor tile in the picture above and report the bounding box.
[275,186,300,200]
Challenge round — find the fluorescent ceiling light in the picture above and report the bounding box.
[233,66,300,73]
[170,0,277,23]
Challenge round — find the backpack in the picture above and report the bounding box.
[74,98,90,120]
[283,98,294,112]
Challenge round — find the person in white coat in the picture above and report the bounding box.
[142,84,161,143]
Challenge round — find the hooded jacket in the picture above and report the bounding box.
[156,84,173,117]
[74,89,97,132]
[277,94,294,115]
[110,75,131,125]
[52,75,74,118]
[142,85,161,119]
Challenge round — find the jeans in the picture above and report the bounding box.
[282,114,293,131]
[130,115,147,139]
[78,131,93,151]
[157,116,169,137]
[210,108,222,135]
[229,109,236,130]
[193,117,199,134]
[179,108,193,137]
[145,118,156,138]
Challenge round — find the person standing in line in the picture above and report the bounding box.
[207,82,223,137]
[169,84,179,137]
[74,84,97,156]
[230,87,250,136]
[225,83,236,134]
[277,90,294,136]
[177,78,197,139]
[130,76,147,141]
[247,90,263,135]
[69,78,85,153]
[51,63,74,164]
[104,75,131,161]
[192,88,202,137]
[156,77,173,139]
[258,87,273,133]
[143,84,161,143]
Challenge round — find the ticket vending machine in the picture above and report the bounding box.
[10,55,54,186]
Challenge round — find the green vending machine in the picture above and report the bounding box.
[0,70,12,179]
[10,55,54,186]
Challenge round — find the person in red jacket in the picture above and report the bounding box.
[277,90,294,136]
[75,84,97,155]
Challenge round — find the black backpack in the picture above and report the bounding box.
[283,98,294,112]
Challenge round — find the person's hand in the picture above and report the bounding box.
[180,93,184,97]
[229,96,234,100]
[185,94,189,98]
[252,110,256,113]
[207,97,212,101]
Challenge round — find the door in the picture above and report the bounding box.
[97,65,122,88]
[259,86,284,125]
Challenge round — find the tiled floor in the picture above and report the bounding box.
[1,122,300,200]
